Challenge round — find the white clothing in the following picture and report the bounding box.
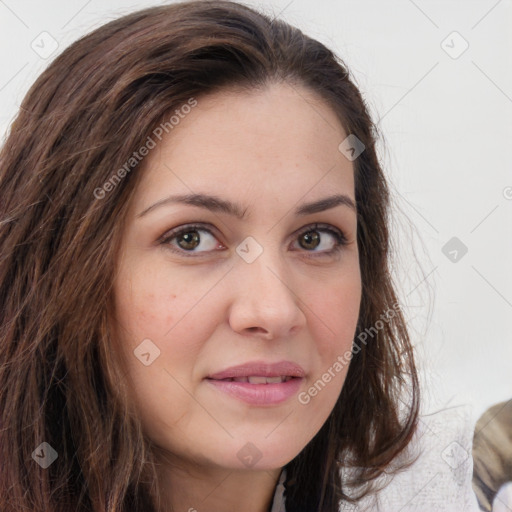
[270,406,481,511]
[492,482,512,511]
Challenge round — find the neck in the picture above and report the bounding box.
[153,450,283,512]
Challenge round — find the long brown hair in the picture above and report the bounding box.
[0,1,419,510]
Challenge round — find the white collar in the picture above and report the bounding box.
[269,468,287,512]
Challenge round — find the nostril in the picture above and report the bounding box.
[247,326,266,333]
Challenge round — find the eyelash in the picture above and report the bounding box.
[159,222,348,258]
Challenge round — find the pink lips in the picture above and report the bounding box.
[205,360,305,405]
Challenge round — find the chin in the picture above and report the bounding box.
[212,439,304,471]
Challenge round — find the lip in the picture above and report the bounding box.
[206,360,306,380]
[205,360,305,406]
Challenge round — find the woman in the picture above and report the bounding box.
[0,1,476,511]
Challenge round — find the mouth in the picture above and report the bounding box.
[205,361,305,405]
[211,375,295,384]
[206,360,306,381]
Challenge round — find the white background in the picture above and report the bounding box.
[1,0,510,424]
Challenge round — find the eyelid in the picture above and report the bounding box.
[159,222,348,257]
[294,223,346,242]
[158,222,223,250]
[290,223,347,257]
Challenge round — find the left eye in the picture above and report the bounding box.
[292,225,345,253]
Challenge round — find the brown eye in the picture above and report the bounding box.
[176,230,201,250]
[299,231,320,250]
[292,224,347,256]
[160,224,221,255]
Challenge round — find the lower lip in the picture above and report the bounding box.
[205,377,303,405]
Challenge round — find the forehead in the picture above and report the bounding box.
[131,82,355,215]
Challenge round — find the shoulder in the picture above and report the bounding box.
[492,482,512,512]
[340,406,482,512]
[473,400,512,510]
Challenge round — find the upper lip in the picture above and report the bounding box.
[207,360,306,380]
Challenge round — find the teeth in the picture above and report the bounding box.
[222,376,294,383]
[265,376,285,383]
[237,376,290,384]
[248,376,269,384]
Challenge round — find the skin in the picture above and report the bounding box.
[112,81,362,512]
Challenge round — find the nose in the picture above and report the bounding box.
[227,250,307,340]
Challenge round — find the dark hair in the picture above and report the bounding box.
[0,1,419,510]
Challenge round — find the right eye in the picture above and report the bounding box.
[159,223,225,256]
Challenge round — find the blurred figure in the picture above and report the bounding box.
[473,400,512,511]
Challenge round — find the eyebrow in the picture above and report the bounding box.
[136,192,356,220]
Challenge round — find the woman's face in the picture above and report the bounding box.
[113,81,362,471]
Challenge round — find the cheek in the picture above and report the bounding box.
[115,264,189,344]
[113,267,219,377]
[310,275,362,356]
[299,278,360,414]
[113,274,205,439]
